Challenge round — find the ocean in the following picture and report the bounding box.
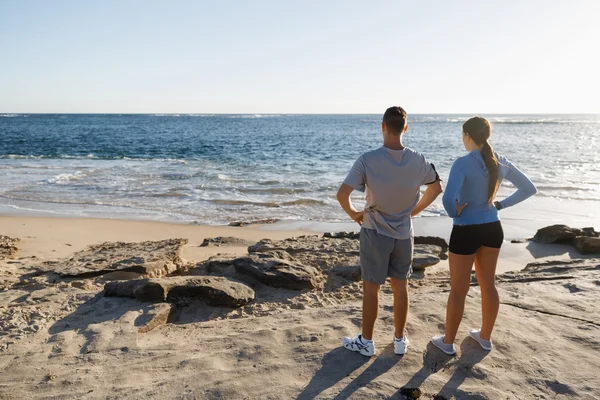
[1,113,599,234]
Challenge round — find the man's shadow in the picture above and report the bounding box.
[296,347,369,400]
[297,343,403,400]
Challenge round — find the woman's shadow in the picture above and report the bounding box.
[394,338,489,399]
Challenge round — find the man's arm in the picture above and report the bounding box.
[411,180,443,217]
[337,183,368,225]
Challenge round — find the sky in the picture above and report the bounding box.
[1,1,599,114]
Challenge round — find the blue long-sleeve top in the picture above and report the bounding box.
[442,150,537,225]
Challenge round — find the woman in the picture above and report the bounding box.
[432,116,537,355]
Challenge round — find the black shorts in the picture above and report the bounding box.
[449,221,504,255]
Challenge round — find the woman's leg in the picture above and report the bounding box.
[444,252,476,343]
[474,246,501,340]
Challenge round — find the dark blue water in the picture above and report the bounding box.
[1,114,599,225]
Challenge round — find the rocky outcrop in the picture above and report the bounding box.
[104,276,255,307]
[233,256,325,290]
[199,237,253,247]
[532,225,600,254]
[414,236,449,255]
[573,237,600,255]
[46,239,188,279]
[0,236,19,260]
[532,225,599,244]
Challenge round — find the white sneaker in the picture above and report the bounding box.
[342,334,375,357]
[394,336,409,355]
[431,335,456,355]
[469,329,493,351]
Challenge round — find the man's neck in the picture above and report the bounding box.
[383,137,405,150]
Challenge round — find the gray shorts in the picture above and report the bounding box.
[360,228,413,284]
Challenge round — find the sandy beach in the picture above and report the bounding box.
[0,216,598,399]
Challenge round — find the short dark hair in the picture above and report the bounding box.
[383,106,407,135]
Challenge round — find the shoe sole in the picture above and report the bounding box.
[346,347,374,357]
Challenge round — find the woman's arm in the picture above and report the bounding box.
[442,162,465,218]
[497,163,537,209]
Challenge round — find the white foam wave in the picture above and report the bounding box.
[47,171,86,184]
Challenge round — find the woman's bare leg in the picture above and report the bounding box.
[474,246,501,341]
[443,252,476,343]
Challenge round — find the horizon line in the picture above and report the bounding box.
[2,112,599,116]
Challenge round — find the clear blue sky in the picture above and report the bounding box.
[1,0,599,114]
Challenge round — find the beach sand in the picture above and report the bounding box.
[0,216,598,399]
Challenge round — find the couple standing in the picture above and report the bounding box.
[336,106,537,356]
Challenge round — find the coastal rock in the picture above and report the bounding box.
[233,255,324,290]
[48,239,188,279]
[574,237,600,255]
[332,265,361,282]
[248,236,359,274]
[532,225,598,244]
[413,245,443,270]
[414,236,449,254]
[323,232,360,240]
[191,256,238,275]
[228,219,278,227]
[0,236,19,260]
[199,237,253,247]
[104,276,255,307]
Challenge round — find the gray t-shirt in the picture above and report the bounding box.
[343,146,439,239]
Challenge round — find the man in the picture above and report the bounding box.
[337,106,443,356]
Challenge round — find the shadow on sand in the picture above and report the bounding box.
[389,338,489,399]
[47,292,163,354]
[296,343,405,400]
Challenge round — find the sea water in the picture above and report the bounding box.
[1,114,599,233]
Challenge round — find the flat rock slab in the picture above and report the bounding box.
[249,235,359,256]
[249,235,445,273]
[233,255,325,290]
[0,236,19,260]
[47,239,188,279]
[105,276,255,307]
[199,237,254,247]
[497,258,600,325]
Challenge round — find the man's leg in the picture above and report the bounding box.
[361,280,381,340]
[390,278,409,339]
